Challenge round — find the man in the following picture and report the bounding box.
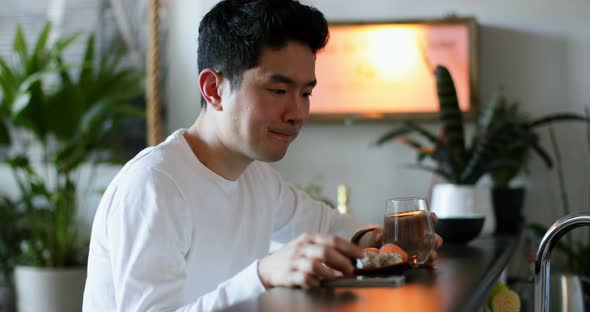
[83,0,442,311]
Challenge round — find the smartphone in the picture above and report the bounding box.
[322,275,405,288]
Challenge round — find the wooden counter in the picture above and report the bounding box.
[220,234,519,312]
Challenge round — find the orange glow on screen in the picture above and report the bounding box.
[311,23,471,115]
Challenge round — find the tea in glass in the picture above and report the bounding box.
[384,197,435,266]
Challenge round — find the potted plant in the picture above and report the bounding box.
[376,65,510,235]
[0,22,144,312]
[375,65,587,235]
[529,108,590,278]
[480,93,587,234]
[480,94,530,234]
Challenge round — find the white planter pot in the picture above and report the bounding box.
[14,266,86,312]
[430,184,495,235]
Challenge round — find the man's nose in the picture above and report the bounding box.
[284,95,309,125]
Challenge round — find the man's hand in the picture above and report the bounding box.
[257,233,363,289]
[424,233,443,266]
[356,225,384,249]
[425,212,444,266]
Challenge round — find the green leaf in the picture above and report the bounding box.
[0,57,17,89]
[43,84,84,140]
[54,56,73,86]
[435,65,466,170]
[404,121,444,146]
[31,22,52,70]
[100,44,126,75]
[13,26,29,69]
[79,34,95,87]
[474,94,497,135]
[373,126,413,146]
[51,33,80,56]
[526,134,553,168]
[529,113,589,128]
[11,92,31,117]
[5,155,31,171]
[398,136,427,150]
[54,134,91,173]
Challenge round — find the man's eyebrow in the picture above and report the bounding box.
[268,74,317,87]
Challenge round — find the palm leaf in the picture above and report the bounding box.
[51,33,80,57]
[11,92,32,118]
[101,44,126,76]
[10,70,51,118]
[0,57,17,98]
[79,34,95,88]
[13,26,28,71]
[43,84,84,140]
[31,22,52,71]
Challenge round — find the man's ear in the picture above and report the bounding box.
[198,68,224,111]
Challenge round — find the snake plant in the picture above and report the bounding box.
[375,65,588,186]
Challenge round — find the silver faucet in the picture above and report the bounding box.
[535,211,590,312]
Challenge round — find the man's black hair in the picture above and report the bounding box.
[197,0,329,108]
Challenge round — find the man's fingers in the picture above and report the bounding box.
[290,271,320,289]
[301,244,355,274]
[425,250,438,267]
[430,250,438,260]
[434,234,443,248]
[431,212,438,224]
[293,258,338,280]
[310,234,363,259]
[373,228,384,243]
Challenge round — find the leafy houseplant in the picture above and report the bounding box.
[375,65,588,234]
[529,109,590,278]
[479,93,589,233]
[374,65,505,235]
[376,66,586,186]
[0,22,144,310]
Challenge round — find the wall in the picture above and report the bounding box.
[167,0,590,229]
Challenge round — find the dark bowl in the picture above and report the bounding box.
[434,217,485,244]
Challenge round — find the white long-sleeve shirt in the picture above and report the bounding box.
[82,129,366,311]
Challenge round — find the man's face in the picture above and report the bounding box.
[215,41,316,162]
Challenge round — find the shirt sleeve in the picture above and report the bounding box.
[267,167,367,244]
[105,168,265,312]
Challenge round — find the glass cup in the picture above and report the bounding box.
[384,197,435,266]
